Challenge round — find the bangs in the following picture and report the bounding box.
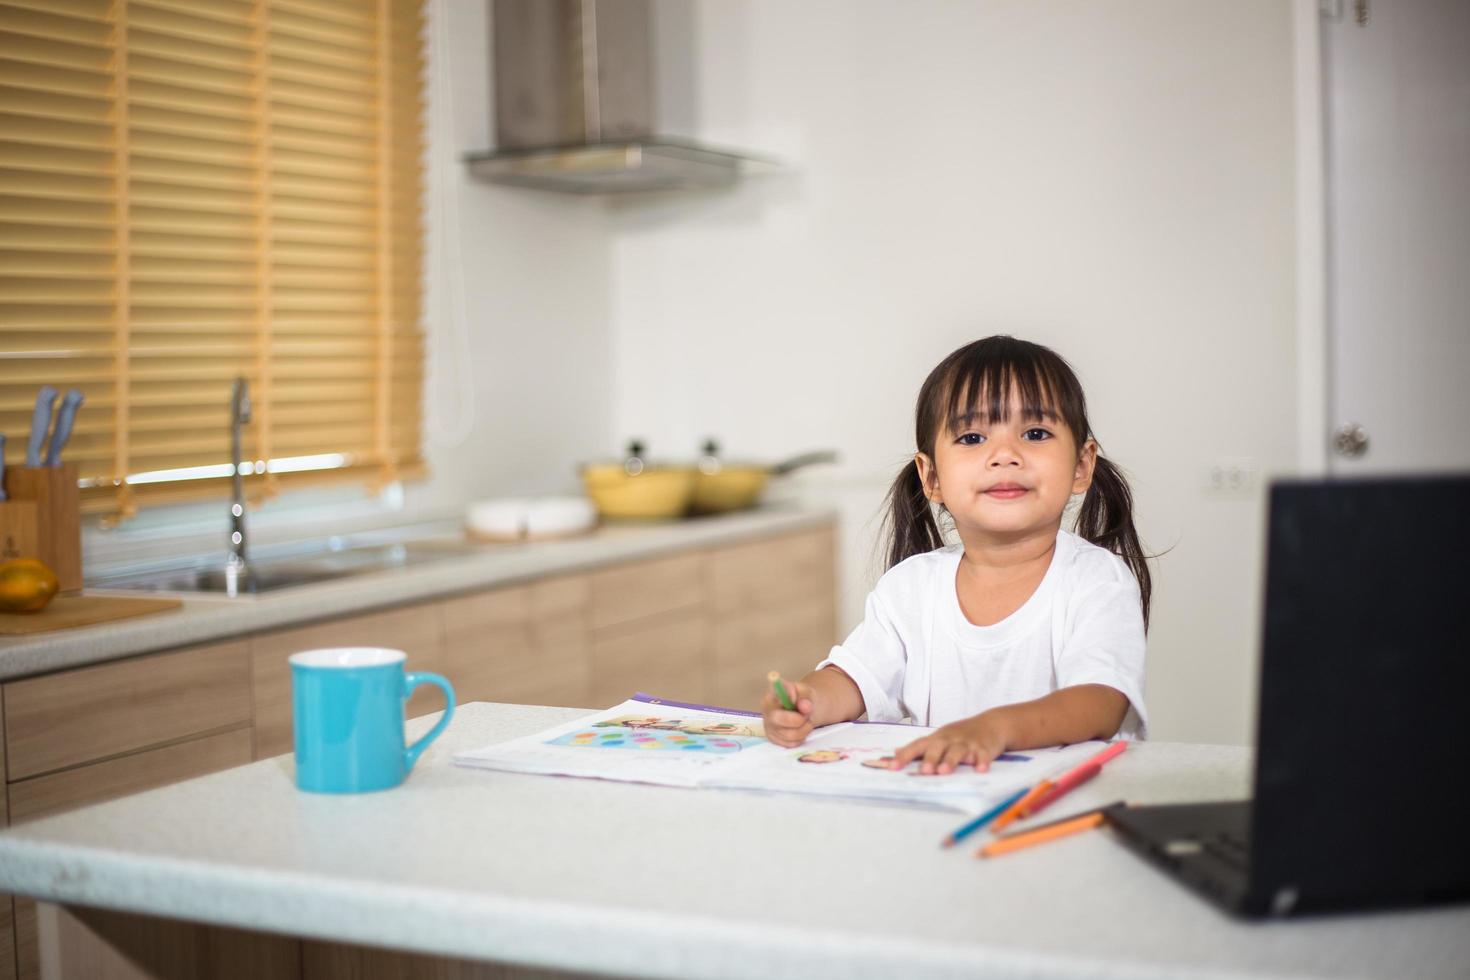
[927,336,1087,441]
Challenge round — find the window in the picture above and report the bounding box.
[0,0,426,519]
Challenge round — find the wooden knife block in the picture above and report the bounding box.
[1,464,82,592]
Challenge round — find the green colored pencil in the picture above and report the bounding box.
[767,671,796,710]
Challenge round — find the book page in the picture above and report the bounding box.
[455,694,1112,813]
[709,721,1105,813]
[452,694,769,788]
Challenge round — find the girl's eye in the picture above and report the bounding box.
[956,432,985,446]
[1022,428,1052,441]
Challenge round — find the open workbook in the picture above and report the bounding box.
[453,694,1110,813]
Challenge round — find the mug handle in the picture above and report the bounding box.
[403,672,456,772]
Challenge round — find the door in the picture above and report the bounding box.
[1322,0,1470,472]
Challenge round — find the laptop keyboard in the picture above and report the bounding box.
[1202,829,1252,871]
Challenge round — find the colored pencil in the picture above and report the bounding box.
[941,787,1029,849]
[1014,741,1127,820]
[1081,740,1128,769]
[976,808,1109,859]
[986,741,1125,834]
[767,671,796,711]
[990,779,1054,833]
[1023,762,1101,818]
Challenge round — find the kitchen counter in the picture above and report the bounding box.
[0,702,1466,980]
[0,506,835,682]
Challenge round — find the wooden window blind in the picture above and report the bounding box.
[0,0,426,519]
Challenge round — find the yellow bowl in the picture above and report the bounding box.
[580,464,696,520]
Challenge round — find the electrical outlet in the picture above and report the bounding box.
[1203,457,1258,497]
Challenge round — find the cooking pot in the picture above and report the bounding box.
[580,441,696,520]
[580,441,839,520]
[690,442,838,514]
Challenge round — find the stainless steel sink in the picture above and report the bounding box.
[90,539,482,597]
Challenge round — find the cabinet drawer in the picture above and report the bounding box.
[711,599,838,711]
[707,527,835,617]
[3,639,251,781]
[590,552,704,632]
[0,895,12,980]
[250,603,444,760]
[441,573,589,635]
[590,610,707,708]
[442,576,592,709]
[8,727,253,824]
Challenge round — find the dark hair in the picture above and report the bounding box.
[882,335,1152,628]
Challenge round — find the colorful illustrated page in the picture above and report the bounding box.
[548,715,765,755]
[453,697,773,788]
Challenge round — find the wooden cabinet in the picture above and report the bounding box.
[591,610,709,707]
[3,640,252,781]
[707,527,838,710]
[39,906,300,980]
[589,552,703,630]
[0,520,838,978]
[711,599,836,711]
[707,526,835,618]
[250,602,445,760]
[1,639,255,980]
[586,551,710,707]
[8,729,254,824]
[0,896,11,980]
[440,574,591,709]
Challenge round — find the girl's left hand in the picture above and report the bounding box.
[889,712,1011,775]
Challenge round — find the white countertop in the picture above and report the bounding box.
[0,506,835,681]
[0,702,1465,980]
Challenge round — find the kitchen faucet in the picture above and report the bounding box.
[229,377,251,573]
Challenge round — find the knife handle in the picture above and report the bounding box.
[26,385,58,468]
[45,389,84,467]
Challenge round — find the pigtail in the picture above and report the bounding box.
[882,459,945,571]
[1077,455,1152,630]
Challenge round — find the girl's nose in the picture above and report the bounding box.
[987,440,1022,466]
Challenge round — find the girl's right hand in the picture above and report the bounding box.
[762,680,815,747]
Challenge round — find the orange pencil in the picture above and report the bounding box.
[989,779,1053,833]
[975,810,1107,859]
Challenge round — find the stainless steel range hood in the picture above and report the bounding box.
[466,0,775,193]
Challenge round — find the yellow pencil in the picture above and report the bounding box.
[975,810,1107,859]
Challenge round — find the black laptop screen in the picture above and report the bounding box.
[1251,474,1470,910]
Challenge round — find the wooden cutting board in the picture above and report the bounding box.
[0,594,183,635]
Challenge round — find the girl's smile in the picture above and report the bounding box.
[983,482,1029,500]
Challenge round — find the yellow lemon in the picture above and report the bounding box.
[0,558,60,613]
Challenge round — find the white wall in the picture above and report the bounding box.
[88,1,1302,747]
[608,0,1300,744]
[413,0,615,512]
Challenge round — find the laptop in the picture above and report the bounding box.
[1106,474,1470,918]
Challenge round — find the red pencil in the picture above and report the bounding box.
[1081,740,1127,768]
[1017,741,1126,818]
[1022,762,1100,818]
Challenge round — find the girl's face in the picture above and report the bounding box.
[916,391,1096,543]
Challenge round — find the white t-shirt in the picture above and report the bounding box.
[817,530,1148,738]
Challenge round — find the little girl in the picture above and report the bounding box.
[763,336,1150,774]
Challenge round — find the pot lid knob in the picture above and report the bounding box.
[624,440,646,476]
[699,439,723,474]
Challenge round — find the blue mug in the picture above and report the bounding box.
[289,647,455,793]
